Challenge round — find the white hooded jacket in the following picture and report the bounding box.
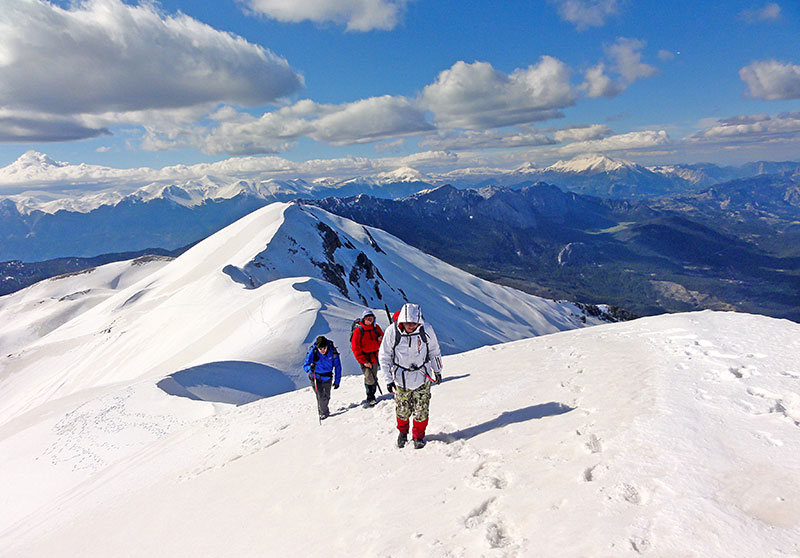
[379,303,443,391]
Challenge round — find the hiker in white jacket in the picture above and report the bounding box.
[379,303,443,449]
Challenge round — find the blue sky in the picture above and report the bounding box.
[0,0,799,175]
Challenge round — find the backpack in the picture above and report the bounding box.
[309,340,339,360]
[349,319,364,344]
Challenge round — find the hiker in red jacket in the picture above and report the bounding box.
[351,310,384,406]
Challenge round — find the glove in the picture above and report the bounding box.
[333,383,339,390]
[434,372,442,385]
[387,382,395,394]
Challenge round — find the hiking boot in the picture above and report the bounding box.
[397,432,408,448]
[413,438,426,449]
[367,397,377,407]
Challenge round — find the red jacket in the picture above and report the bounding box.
[351,321,384,365]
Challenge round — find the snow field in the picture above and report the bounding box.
[1,311,798,557]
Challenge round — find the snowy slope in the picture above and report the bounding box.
[1,311,798,557]
[0,202,602,424]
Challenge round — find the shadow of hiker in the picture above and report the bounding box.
[440,373,470,384]
[434,402,575,442]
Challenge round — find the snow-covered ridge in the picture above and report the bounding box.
[1,311,798,556]
[0,201,604,424]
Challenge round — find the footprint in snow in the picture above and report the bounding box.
[468,460,509,490]
[463,497,517,550]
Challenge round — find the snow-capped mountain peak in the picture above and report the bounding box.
[513,161,540,174]
[11,150,66,170]
[546,154,640,174]
[1,151,68,181]
[373,166,428,183]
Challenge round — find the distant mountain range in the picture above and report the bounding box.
[307,177,800,321]
[2,151,799,320]
[2,152,799,263]
[3,150,800,211]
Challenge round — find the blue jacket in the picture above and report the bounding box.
[303,345,342,385]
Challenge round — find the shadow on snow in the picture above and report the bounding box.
[157,361,296,405]
[434,402,575,442]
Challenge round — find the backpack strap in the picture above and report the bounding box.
[392,325,430,363]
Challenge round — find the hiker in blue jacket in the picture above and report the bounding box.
[303,336,342,420]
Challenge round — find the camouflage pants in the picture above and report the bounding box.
[394,382,431,422]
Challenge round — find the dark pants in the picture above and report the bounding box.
[313,379,332,417]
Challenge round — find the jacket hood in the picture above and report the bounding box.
[397,303,422,324]
[361,309,376,321]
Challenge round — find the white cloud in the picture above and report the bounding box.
[553,124,613,142]
[607,38,658,83]
[581,38,658,98]
[0,0,303,142]
[581,63,625,98]
[149,96,433,155]
[740,60,800,100]
[557,130,669,155]
[420,58,576,129]
[418,124,612,152]
[0,109,110,142]
[658,50,676,62]
[550,0,621,30]
[740,2,782,23]
[419,129,556,151]
[241,0,407,31]
[691,112,800,141]
[312,95,433,144]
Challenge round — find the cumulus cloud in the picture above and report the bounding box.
[553,124,613,142]
[419,123,613,151]
[581,63,625,98]
[607,38,658,83]
[739,60,800,100]
[581,38,658,98]
[420,58,576,129]
[149,96,433,155]
[740,2,782,23]
[690,112,800,143]
[557,130,669,155]
[419,129,556,151]
[0,111,110,142]
[241,0,407,31]
[312,96,433,144]
[0,0,303,142]
[550,0,621,30]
